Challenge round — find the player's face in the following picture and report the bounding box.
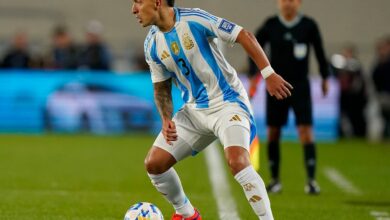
[132,0,158,27]
[278,0,301,17]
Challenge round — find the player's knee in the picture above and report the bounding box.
[144,154,172,175]
[144,146,176,174]
[227,154,251,175]
[268,127,281,142]
[144,156,157,174]
[300,136,312,144]
[298,126,313,143]
[145,157,166,174]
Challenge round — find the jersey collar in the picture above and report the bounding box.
[155,7,180,34]
[278,13,302,28]
[174,7,180,22]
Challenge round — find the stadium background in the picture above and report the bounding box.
[0,0,389,219]
[0,0,389,69]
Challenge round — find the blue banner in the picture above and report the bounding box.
[0,70,338,140]
[0,70,183,134]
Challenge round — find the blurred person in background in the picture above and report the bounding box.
[49,25,80,70]
[1,31,31,69]
[29,53,46,69]
[248,0,330,194]
[79,20,112,71]
[133,50,149,71]
[372,36,390,139]
[331,44,367,138]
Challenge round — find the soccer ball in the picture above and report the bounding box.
[124,202,164,220]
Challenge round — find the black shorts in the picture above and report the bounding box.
[266,81,312,126]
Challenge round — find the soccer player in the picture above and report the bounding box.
[132,0,293,219]
[249,0,330,194]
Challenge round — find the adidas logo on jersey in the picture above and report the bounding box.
[161,50,170,60]
[229,115,241,122]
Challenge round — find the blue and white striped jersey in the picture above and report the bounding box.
[144,7,250,110]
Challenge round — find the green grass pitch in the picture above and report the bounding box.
[0,135,389,219]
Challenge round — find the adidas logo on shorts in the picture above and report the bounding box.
[229,115,241,122]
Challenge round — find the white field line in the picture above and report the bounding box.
[323,166,363,195]
[204,141,241,220]
[370,210,390,220]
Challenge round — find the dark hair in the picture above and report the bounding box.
[166,0,175,7]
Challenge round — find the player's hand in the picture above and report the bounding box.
[162,119,177,145]
[321,79,329,97]
[265,73,293,100]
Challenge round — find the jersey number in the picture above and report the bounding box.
[178,58,190,76]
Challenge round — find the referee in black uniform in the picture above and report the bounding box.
[249,0,329,194]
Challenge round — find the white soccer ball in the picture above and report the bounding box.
[124,202,164,220]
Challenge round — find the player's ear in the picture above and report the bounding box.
[155,0,162,8]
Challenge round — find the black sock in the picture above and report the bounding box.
[268,141,280,181]
[304,143,316,181]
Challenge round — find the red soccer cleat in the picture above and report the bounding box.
[171,209,202,220]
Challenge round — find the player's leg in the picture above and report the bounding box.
[145,144,197,218]
[266,126,282,193]
[145,109,203,218]
[296,125,320,194]
[145,146,176,174]
[296,125,315,180]
[292,81,320,194]
[227,142,274,220]
[384,112,390,138]
[266,93,289,193]
[225,146,273,220]
[217,109,273,220]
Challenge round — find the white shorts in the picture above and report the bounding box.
[153,102,255,161]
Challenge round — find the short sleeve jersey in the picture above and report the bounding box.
[144,7,249,109]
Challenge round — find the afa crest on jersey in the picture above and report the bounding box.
[171,42,180,55]
[182,33,194,50]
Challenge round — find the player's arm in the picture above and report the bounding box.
[145,33,177,144]
[311,20,330,96]
[236,29,293,100]
[153,79,177,144]
[248,23,268,99]
[191,9,291,99]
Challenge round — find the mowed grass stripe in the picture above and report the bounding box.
[324,166,363,195]
[204,142,241,220]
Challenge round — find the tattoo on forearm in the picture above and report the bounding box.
[153,79,173,120]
